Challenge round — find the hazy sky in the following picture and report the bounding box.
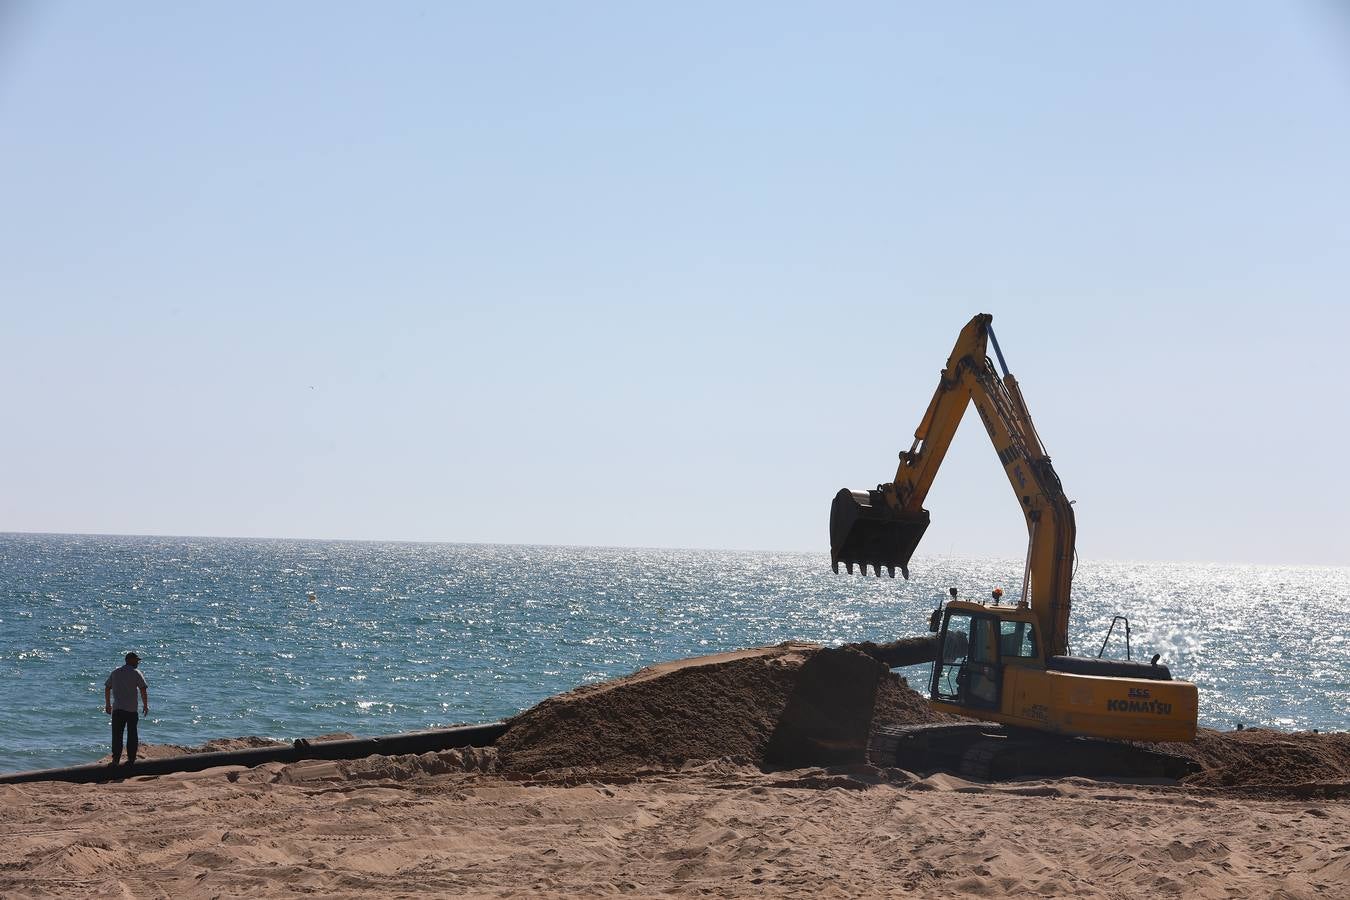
[2,2,1347,565]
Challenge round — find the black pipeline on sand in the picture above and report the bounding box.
[0,722,509,785]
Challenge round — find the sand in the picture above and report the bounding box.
[495,642,947,772]
[3,643,1346,898]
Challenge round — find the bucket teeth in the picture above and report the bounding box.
[832,560,899,576]
[833,558,900,577]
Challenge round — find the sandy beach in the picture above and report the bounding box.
[4,644,1346,898]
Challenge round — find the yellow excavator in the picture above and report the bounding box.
[831,314,1197,772]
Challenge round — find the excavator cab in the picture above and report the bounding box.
[829,488,929,578]
[925,596,1197,741]
[931,605,1039,712]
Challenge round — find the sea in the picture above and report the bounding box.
[2,532,1346,774]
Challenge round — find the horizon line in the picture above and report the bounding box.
[2,529,1345,571]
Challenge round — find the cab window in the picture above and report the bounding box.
[999,620,1037,658]
[932,613,1000,708]
[934,613,971,701]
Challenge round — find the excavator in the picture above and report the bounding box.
[830,313,1198,777]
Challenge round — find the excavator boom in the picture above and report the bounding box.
[829,313,1075,656]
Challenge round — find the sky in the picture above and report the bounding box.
[1,2,1347,566]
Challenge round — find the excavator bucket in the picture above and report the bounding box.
[829,488,930,578]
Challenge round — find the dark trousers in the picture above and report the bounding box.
[111,709,139,763]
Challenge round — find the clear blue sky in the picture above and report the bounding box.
[2,2,1347,565]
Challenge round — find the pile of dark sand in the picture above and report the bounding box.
[495,642,948,774]
[1165,728,1350,789]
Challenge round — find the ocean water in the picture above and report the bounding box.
[1,532,1346,774]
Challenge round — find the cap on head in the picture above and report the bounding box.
[125,652,141,664]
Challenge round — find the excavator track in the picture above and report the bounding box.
[869,722,1197,781]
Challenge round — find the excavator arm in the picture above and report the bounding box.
[830,314,1077,656]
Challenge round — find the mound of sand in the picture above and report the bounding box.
[1167,728,1350,790]
[495,642,948,774]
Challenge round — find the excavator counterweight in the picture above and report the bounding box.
[829,489,928,578]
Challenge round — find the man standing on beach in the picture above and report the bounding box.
[104,652,149,766]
